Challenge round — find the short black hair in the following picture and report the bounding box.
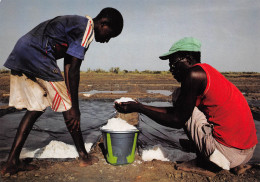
[174,51,201,63]
[96,7,124,37]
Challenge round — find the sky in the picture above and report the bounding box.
[0,0,260,72]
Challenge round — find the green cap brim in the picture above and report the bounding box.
[159,52,173,60]
[159,37,201,60]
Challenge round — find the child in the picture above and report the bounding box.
[1,7,123,175]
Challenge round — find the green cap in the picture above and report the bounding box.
[159,37,201,60]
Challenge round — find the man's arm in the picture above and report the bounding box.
[63,54,82,131]
[172,66,206,126]
[115,66,206,129]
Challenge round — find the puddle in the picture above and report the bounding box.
[248,100,260,108]
[81,90,127,95]
[80,90,128,97]
[147,90,172,96]
[0,102,8,106]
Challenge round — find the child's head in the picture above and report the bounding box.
[93,7,124,43]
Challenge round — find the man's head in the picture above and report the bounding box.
[93,7,124,43]
[159,37,201,82]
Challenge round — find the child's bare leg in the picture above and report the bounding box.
[63,111,98,166]
[1,111,43,175]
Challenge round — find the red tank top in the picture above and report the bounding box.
[195,63,257,149]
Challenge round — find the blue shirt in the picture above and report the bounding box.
[4,15,94,81]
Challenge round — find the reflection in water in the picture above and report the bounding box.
[80,90,128,98]
[81,90,127,95]
[147,90,172,96]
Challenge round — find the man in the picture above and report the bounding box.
[115,37,257,172]
[1,7,123,175]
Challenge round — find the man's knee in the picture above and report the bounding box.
[185,107,208,134]
[184,107,216,157]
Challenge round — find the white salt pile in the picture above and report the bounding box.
[114,97,136,103]
[142,145,170,161]
[101,117,137,131]
[20,140,92,159]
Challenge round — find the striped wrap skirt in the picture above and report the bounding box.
[9,70,72,112]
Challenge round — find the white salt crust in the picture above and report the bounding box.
[101,117,137,131]
[20,141,92,159]
[142,145,170,161]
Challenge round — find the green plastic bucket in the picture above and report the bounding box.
[101,129,139,165]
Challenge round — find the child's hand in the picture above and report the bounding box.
[64,107,81,132]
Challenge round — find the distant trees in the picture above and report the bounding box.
[0,69,10,74]
[109,67,120,74]
[84,68,259,75]
[85,68,170,74]
[0,68,258,75]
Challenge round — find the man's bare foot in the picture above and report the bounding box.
[79,155,99,167]
[231,164,252,175]
[175,159,220,177]
[1,160,39,176]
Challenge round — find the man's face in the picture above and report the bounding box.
[168,55,190,82]
[95,19,115,43]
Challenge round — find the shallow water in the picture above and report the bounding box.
[81,90,172,96]
[147,90,172,96]
[0,100,259,164]
[80,90,127,95]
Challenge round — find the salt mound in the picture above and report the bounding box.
[114,97,135,103]
[101,118,137,131]
[20,140,93,159]
[142,145,169,161]
[38,140,78,158]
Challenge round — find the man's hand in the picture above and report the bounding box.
[64,107,81,132]
[114,101,140,113]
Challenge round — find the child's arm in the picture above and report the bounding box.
[63,54,82,131]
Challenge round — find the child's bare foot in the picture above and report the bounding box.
[1,163,19,176]
[17,161,39,171]
[79,155,99,167]
[1,160,39,176]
